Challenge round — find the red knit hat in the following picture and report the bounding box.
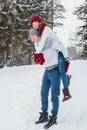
[30,15,42,26]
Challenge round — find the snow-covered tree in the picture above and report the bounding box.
[67,46,78,60]
[74,0,87,58]
[53,0,65,27]
[0,0,34,66]
[0,0,65,67]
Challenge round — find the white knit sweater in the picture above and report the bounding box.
[35,26,69,68]
[35,26,68,57]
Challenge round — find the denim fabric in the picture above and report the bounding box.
[41,67,61,117]
[58,52,68,88]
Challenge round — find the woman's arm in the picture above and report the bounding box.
[36,26,52,53]
[51,38,69,60]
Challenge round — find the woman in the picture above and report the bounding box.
[30,15,72,101]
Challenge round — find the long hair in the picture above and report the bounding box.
[37,21,51,36]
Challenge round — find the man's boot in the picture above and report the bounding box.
[44,116,57,129]
[62,88,72,102]
[35,112,48,124]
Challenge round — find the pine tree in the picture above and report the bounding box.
[0,0,35,66]
[53,0,65,27]
[74,0,87,58]
[0,0,65,67]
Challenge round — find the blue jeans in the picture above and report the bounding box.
[58,52,68,88]
[41,67,61,117]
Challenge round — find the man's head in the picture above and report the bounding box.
[29,28,40,43]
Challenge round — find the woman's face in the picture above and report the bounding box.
[32,21,40,29]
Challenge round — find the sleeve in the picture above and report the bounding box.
[36,26,51,53]
[51,39,69,60]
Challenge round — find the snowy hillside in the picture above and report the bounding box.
[0,60,87,130]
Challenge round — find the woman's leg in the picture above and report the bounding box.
[58,52,72,101]
[58,52,68,88]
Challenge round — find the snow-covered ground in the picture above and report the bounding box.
[0,60,87,130]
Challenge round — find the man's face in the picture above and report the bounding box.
[30,35,39,43]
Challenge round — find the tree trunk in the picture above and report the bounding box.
[3,50,7,66]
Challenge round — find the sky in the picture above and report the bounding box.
[55,0,85,47]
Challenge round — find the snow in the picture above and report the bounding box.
[13,0,17,4]
[0,60,87,130]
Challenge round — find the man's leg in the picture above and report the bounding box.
[35,70,50,124]
[44,68,60,129]
[41,70,50,112]
[50,68,60,117]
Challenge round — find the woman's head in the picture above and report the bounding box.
[30,15,48,35]
[30,15,42,29]
[29,28,40,43]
